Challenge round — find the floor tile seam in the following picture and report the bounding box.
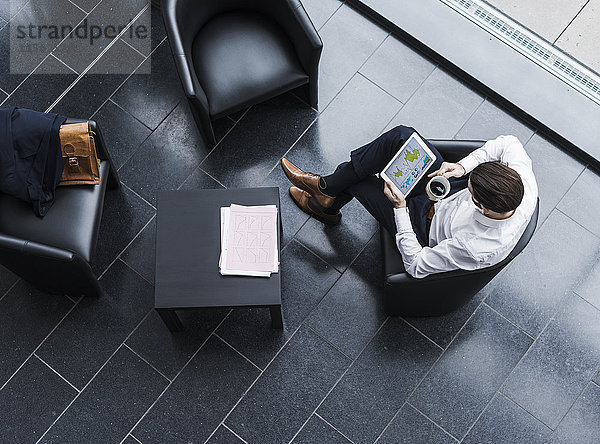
[291,237,347,274]
[451,97,487,140]
[34,343,130,443]
[4,52,61,106]
[122,343,171,384]
[119,38,146,59]
[33,352,81,394]
[65,0,87,14]
[88,35,171,124]
[499,390,556,431]
[1,0,31,24]
[116,216,157,286]
[288,237,343,279]
[282,216,311,246]
[397,316,445,352]
[125,433,142,444]
[481,302,536,341]
[211,326,310,443]
[355,70,408,106]
[221,423,249,444]
[0,278,20,304]
[289,319,391,442]
[194,167,228,189]
[406,401,460,442]
[0,294,79,393]
[572,286,600,311]
[124,308,234,440]
[311,412,356,444]
[49,53,79,75]
[556,205,600,243]
[552,0,592,45]
[120,181,157,212]
[343,227,380,270]
[252,112,320,182]
[376,64,441,137]
[107,98,153,132]
[211,332,263,372]
[315,0,346,33]
[0,86,7,96]
[46,2,150,114]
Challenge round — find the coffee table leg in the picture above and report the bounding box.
[270,305,283,329]
[156,308,184,332]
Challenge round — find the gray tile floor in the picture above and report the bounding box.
[1,1,599,443]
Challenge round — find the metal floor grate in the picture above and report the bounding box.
[440,0,600,106]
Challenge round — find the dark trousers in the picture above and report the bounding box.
[330,125,466,246]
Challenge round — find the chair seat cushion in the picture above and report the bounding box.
[192,11,309,118]
[0,161,109,263]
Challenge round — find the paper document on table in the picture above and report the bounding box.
[219,204,278,277]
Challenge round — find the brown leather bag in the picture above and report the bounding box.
[58,122,101,186]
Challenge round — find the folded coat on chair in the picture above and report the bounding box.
[0,107,67,217]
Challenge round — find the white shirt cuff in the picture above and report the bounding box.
[457,155,478,174]
[393,207,412,233]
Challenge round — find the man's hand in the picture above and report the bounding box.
[428,162,466,179]
[384,181,406,208]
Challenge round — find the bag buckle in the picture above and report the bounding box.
[68,157,79,167]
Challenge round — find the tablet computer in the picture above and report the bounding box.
[380,132,437,197]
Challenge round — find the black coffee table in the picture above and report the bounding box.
[155,187,283,331]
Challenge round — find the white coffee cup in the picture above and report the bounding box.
[426,176,451,201]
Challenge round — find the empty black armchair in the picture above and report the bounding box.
[381,139,539,317]
[0,119,119,298]
[162,0,323,146]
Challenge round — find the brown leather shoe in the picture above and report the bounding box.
[281,158,336,208]
[289,186,341,225]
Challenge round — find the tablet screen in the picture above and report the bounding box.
[381,134,435,196]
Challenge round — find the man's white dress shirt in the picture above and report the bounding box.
[393,135,538,278]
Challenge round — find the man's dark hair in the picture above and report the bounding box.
[469,161,524,213]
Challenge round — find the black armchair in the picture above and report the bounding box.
[162,0,323,146]
[0,119,119,298]
[381,139,539,317]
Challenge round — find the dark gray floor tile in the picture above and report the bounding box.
[179,167,225,191]
[0,25,27,94]
[0,264,18,297]
[1,0,85,91]
[112,40,185,129]
[51,40,144,119]
[206,426,244,444]
[126,308,228,380]
[36,260,154,390]
[225,326,351,443]
[558,167,600,238]
[2,55,77,111]
[502,294,600,428]
[120,2,165,56]
[91,185,156,275]
[119,101,209,205]
[0,281,73,386]
[122,435,140,444]
[285,71,401,176]
[0,0,27,22]
[53,0,148,73]
[0,356,76,443]
[92,100,152,170]
[120,217,155,284]
[575,257,600,309]
[295,195,379,271]
[455,99,535,144]
[292,415,351,443]
[549,383,600,444]
[486,210,600,337]
[386,68,484,138]
[349,230,384,287]
[200,93,317,189]
[463,393,551,444]
[410,304,532,440]
[0,88,6,104]
[377,404,457,444]
[318,317,442,443]
[69,0,103,13]
[403,269,506,349]
[41,346,168,444]
[359,35,436,104]
[316,4,388,108]
[306,267,386,358]
[595,371,599,385]
[299,0,343,31]
[524,134,585,223]
[263,165,310,246]
[216,240,341,368]
[134,335,260,443]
